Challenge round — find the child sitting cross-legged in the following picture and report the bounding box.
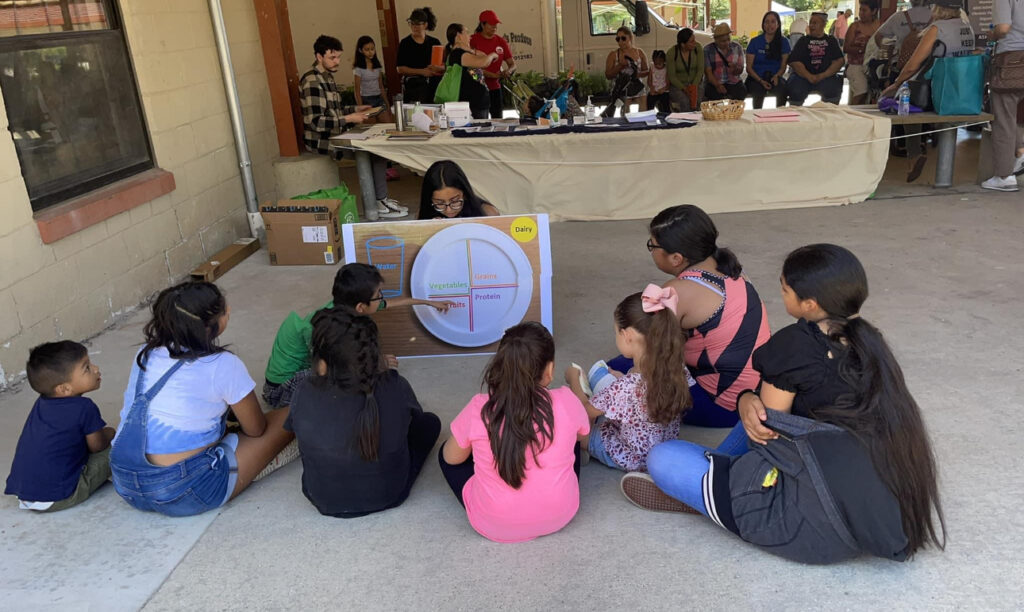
[5,341,116,512]
[565,286,692,472]
[284,306,441,517]
[263,263,452,408]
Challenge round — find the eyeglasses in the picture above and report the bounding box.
[431,196,465,212]
[369,293,387,312]
[408,19,426,26]
[646,239,665,252]
[615,36,629,42]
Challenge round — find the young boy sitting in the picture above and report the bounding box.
[5,341,116,512]
[263,263,451,407]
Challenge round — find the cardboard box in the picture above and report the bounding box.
[190,237,260,282]
[260,199,342,266]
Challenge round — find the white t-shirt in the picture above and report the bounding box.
[995,0,1024,53]
[116,347,255,454]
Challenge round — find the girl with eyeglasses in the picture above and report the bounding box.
[396,7,444,104]
[417,160,500,219]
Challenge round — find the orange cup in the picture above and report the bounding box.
[431,45,444,66]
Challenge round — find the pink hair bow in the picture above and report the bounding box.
[641,284,678,315]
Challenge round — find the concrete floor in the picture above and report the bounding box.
[2,179,1023,609]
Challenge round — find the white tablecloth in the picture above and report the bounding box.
[349,104,891,221]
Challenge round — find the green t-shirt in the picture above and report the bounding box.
[264,300,333,384]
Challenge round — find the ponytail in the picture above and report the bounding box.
[711,247,743,279]
[310,306,382,462]
[139,281,229,369]
[615,292,690,424]
[444,23,463,64]
[481,322,555,489]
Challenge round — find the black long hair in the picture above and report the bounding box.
[649,205,743,278]
[614,293,691,423]
[310,306,382,462]
[443,23,463,63]
[761,11,783,60]
[782,244,946,557]
[353,35,382,70]
[674,28,694,61]
[418,160,489,219]
[138,281,229,369]
[481,322,556,489]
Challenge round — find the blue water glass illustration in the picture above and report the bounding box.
[365,236,405,297]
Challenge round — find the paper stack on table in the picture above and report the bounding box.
[442,102,472,127]
[666,111,702,123]
[753,109,801,123]
[625,109,659,123]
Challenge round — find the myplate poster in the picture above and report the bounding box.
[342,215,552,357]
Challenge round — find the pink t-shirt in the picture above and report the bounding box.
[450,386,589,543]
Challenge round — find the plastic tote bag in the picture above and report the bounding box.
[434,60,462,104]
[294,185,359,224]
[925,54,985,115]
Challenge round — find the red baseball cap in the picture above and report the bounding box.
[479,10,501,25]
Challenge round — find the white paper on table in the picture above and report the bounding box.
[666,111,703,122]
[411,111,434,133]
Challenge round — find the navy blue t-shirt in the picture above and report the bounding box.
[5,395,106,502]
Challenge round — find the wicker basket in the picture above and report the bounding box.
[701,99,744,121]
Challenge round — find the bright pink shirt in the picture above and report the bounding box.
[450,387,589,543]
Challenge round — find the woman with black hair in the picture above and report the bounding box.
[666,28,704,112]
[396,7,444,104]
[608,205,770,428]
[110,282,294,516]
[623,244,947,565]
[283,306,441,517]
[745,11,791,109]
[443,23,498,119]
[417,160,499,219]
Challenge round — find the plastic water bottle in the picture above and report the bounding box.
[897,82,910,117]
[585,96,596,123]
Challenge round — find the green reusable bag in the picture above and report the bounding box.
[433,59,462,104]
[294,184,358,224]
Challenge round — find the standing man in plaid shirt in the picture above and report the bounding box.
[300,35,407,219]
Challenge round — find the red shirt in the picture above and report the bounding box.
[469,32,510,90]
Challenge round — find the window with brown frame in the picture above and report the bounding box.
[0,0,153,211]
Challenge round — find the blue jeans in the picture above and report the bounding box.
[588,419,623,470]
[361,95,384,108]
[111,359,238,517]
[606,356,739,428]
[646,422,750,516]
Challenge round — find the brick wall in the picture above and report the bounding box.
[0,0,279,387]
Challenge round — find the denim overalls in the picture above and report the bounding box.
[110,357,238,517]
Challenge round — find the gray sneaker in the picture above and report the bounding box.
[981,176,1019,192]
[375,200,407,218]
[380,197,409,215]
[620,472,701,514]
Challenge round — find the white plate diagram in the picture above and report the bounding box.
[410,224,534,347]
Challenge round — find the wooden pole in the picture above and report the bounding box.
[253,0,303,157]
[376,0,401,101]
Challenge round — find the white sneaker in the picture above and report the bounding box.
[380,197,409,215]
[1013,155,1024,177]
[374,200,406,219]
[981,175,1019,192]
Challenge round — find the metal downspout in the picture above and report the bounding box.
[208,0,264,240]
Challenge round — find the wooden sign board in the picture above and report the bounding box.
[342,215,552,358]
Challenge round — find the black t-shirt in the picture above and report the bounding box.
[788,34,844,75]
[751,319,858,418]
[448,48,489,112]
[284,369,421,516]
[397,34,441,71]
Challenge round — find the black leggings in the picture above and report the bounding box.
[437,441,582,507]
[328,411,441,518]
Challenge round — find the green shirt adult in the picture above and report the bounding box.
[665,43,705,89]
[264,300,333,384]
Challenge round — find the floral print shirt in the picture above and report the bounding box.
[591,373,682,472]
